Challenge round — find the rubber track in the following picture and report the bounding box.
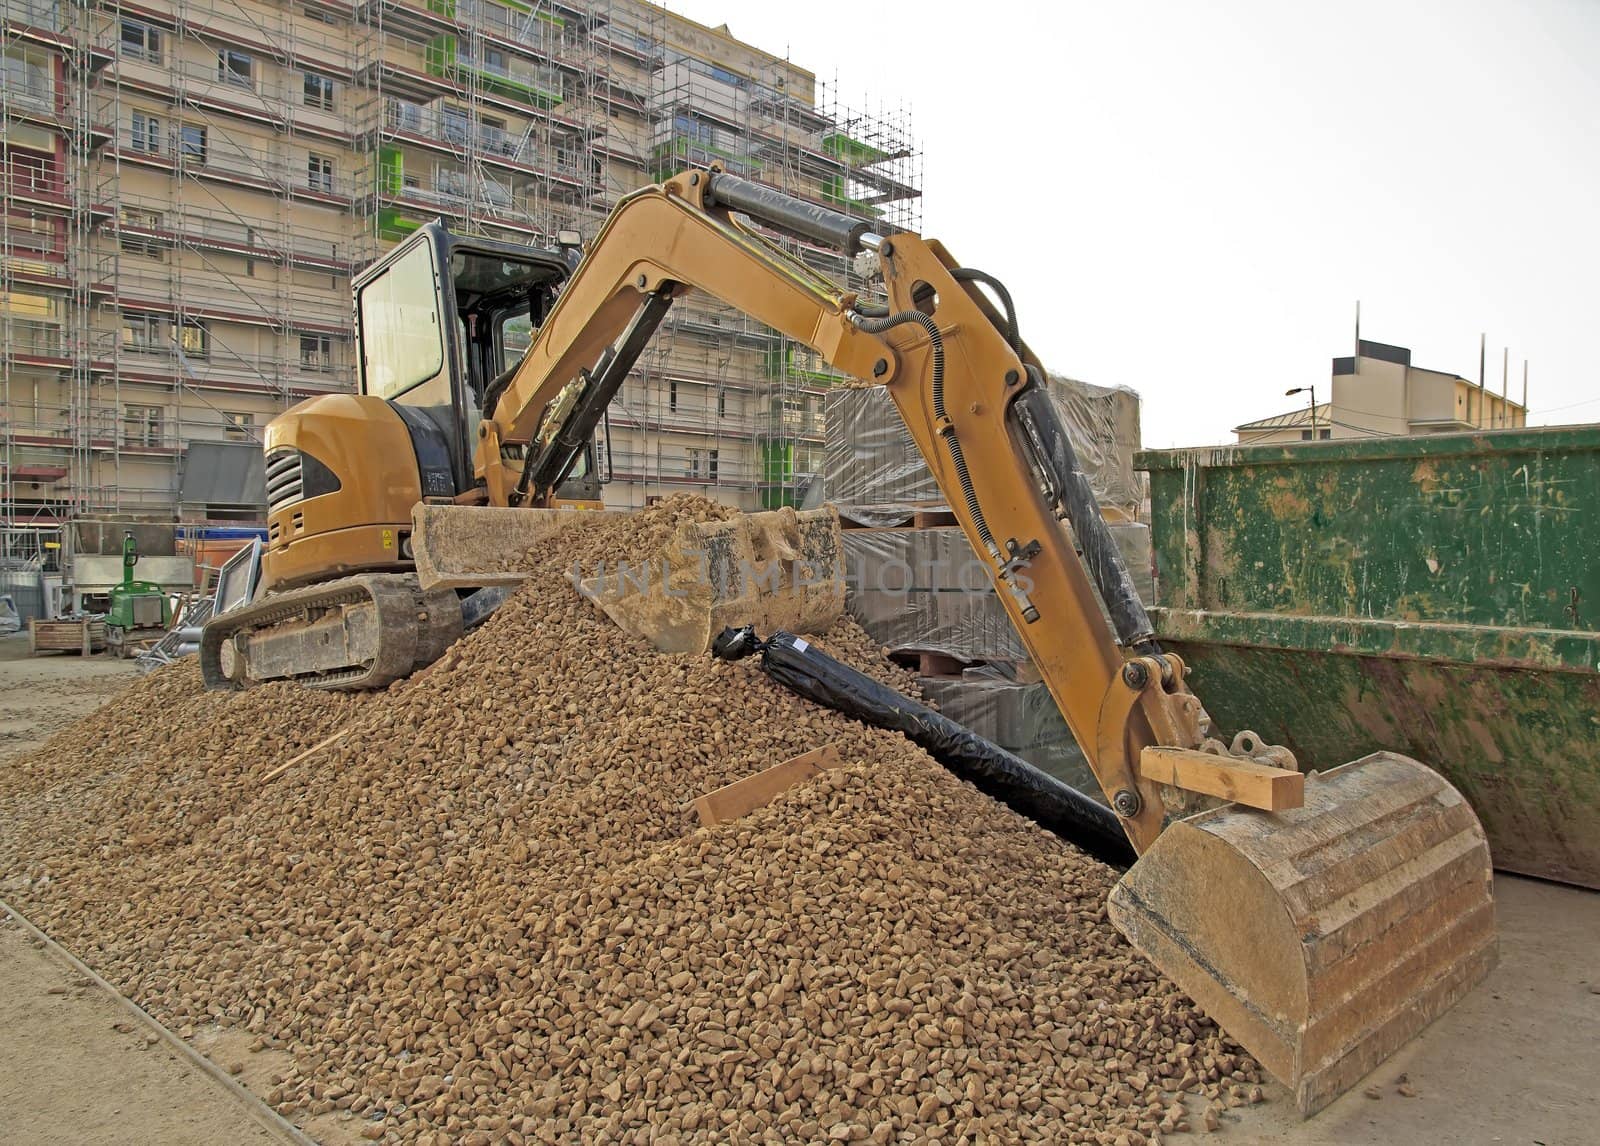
[198,573,448,692]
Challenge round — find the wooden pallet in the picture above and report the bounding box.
[886,650,1042,681]
[27,618,106,656]
[840,502,958,530]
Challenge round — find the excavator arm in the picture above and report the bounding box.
[468,168,1497,1116]
[475,168,1219,853]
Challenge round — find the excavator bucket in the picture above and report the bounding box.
[1108,752,1496,1117]
[412,503,845,652]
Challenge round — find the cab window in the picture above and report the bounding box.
[359,240,443,399]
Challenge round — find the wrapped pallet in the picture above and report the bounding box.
[917,671,1104,801]
[842,524,1154,664]
[823,374,1142,525]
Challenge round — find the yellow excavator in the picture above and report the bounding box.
[201,168,1496,1116]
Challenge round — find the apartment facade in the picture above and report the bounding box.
[0,0,919,557]
[1235,339,1527,445]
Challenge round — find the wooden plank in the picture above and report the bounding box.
[1140,745,1305,811]
[694,744,842,827]
[260,728,352,784]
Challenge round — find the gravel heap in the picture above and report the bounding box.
[0,495,1262,1144]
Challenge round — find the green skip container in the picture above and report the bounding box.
[1139,425,1600,889]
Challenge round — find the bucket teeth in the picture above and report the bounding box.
[1108,752,1496,1117]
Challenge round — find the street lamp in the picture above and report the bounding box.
[1286,386,1317,437]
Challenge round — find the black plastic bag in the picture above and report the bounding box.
[712,627,1134,867]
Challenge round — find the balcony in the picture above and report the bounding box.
[2,320,68,361]
[120,125,357,203]
[381,97,588,184]
[454,0,571,57]
[1,71,56,118]
[7,0,64,32]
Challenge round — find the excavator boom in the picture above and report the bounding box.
[424,167,1495,1115]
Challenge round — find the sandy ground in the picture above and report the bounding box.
[0,636,291,1144]
[1240,874,1599,1144]
[0,633,140,756]
[1,637,1596,1144]
[0,917,289,1146]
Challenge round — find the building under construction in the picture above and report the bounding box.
[0,0,920,560]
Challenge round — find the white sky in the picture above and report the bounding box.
[661,0,1600,447]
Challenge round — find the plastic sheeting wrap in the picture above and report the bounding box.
[842,524,1154,664]
[823,374,1142,526]
[711,627,1133,866]
[918,672,1104,801]
[843,527,1028,663]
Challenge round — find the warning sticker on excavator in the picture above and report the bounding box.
[382,529,394,549]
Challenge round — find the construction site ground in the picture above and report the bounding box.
[1,634,1595,1145]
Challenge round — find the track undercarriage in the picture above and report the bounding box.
[198,573,462,691]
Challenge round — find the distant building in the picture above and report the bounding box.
[1235,340,1527,444]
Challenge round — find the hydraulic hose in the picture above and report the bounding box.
[852,307,1000,559]
[949,267,1020,354]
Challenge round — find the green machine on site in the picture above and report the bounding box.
[105,530,171,658]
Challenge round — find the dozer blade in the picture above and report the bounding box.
[199,573,462,691]
[412,505,600,591]
[1107,751,1496,1117]
[412,503,845,653]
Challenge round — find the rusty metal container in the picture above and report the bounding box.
[1139,425,1600,888]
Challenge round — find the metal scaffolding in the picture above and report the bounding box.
[1,0,921,532]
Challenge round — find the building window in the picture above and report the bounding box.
[1320,429,1331,440]
[483,47,508,76]
[124,404,164,447]
[302,5,340,25]
[480,114,508,154]
[120,312,165,353]
[303,72,335,111]
[218,50,254,89]
[2,46,49,104]
[130,111,161,153]
[120,20,162,64]
[307,153,334,193]
[300,334,333,371]
[179,123,207,163]
[687,448,718,480]
[435,164,468,201]
[224,411,254,439]
[178,319,209,359]
[441,105,470,145]
[5,215,53,255]
[1300,430,1312,441]
[119,210,164,260]
[717,390,727,417]
[669,379,679,412]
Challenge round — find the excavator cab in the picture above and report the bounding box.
[201,223,611,691]
[353,222,606,507]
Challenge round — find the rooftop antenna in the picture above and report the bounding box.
[1501,346,1509,429]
